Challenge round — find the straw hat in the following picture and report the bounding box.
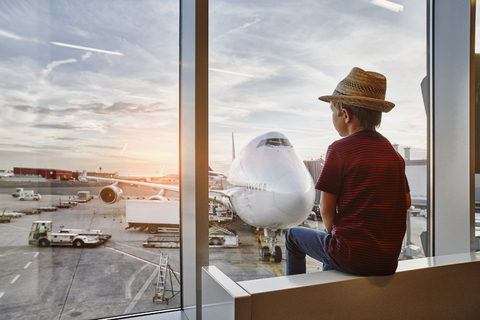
[318,67,395,113]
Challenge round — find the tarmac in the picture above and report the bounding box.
[0,180,426,319]
[0,181,310,319]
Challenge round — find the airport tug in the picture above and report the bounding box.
[28,221,111,248]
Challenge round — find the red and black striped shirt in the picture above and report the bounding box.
[316,130,409,276]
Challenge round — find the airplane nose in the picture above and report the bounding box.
[273,171,314,221]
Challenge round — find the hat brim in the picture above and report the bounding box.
[319,95,395,113]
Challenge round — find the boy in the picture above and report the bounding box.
[285,67,411,276]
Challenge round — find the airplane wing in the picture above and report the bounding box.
[80,170,179,192]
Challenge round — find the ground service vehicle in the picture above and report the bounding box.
[12,188,35,198]
[77,191,93,202]
[28,221,111,247]
[127,200,239,248]
[125,200,179,234]
[19,193,41,201]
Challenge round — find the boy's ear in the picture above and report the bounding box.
[342,108,351,123]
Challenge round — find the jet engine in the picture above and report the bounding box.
[99,185,123,204]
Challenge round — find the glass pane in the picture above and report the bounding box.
[0,1,180,318]
[209,0,427,281]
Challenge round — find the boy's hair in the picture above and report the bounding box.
[332,101,382,130]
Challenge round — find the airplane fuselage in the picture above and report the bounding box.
[227,132,315,229]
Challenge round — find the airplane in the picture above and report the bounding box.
[81,131,315,263]
[0,170,14,177]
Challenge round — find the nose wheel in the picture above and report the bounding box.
[261,246,271,262]
[262,245,282,263]
[274,246,282,263]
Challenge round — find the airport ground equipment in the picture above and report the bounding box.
[208,200,239,247]
[143,232,180,248]
[11,188,30,198]
[18,192,40,201]
[153,253,180,303]
[0,210,11,223]
[125,200,179,234]
[77,191,93,203]
[37,206,57,212]
[28,221,111,247]
[400,207,425,259]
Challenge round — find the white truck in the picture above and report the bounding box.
[12,188,34,198]
[127,199,239,248]
[28,221,111,247]
[125,200,179,234]
[19,193,41,201]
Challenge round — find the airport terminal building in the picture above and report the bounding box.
[13,167,73,180]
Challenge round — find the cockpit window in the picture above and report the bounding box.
[256,138,292,148]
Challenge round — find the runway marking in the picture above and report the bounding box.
[104,246,158,267]
[24,262,31,269]
[1,224,29,231]
[124,267,158,314]
[0,292,4,299]
[115,241,163,256]
[125,264,150,299]
[23,252,40,258]
[256,233,283,277]
[11,275,20,284]
[272,262,282,276]
[103,245,180,275]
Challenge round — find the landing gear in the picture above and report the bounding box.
[259,228,283,263]
[261,246,271,262]
[274,246,282,263]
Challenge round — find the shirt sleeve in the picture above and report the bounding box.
[316,144,343,195]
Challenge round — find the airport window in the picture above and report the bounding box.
[208,0,427,283]
[0,1,180,319]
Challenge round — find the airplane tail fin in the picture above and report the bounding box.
[80,170,87,178]
[232,132,236,161]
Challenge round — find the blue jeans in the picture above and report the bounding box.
[285,227,353,275]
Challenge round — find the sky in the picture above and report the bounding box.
[0,0,428,175]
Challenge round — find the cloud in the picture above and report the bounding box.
[82,52,92,61]
[50,137,84,141]
[84,145,122,150]
[41,59,78,77]
[0,28,23,40]
[32,123,83,130]
[239,18,261,30]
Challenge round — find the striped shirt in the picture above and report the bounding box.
[316,130,409,276]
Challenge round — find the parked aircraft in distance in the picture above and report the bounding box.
[81,132,315,263]
[0,170,14,177]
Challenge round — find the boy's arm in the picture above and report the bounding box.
[406,192,411,210]
[320,191,337,234]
